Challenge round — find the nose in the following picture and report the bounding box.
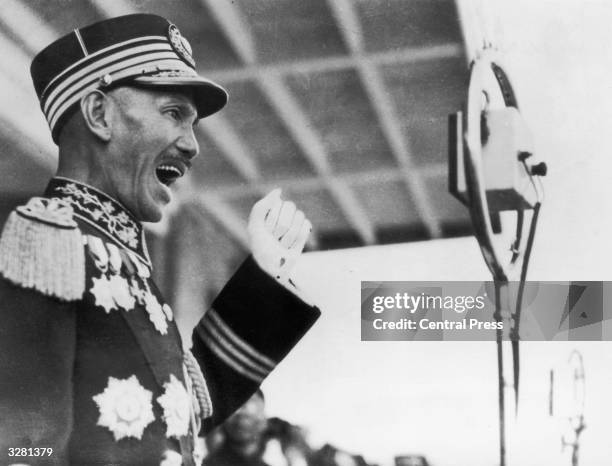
[176,125,199,160]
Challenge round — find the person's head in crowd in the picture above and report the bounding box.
[222,389,267,449]
[204,426,226,455]
[266,417,312,466]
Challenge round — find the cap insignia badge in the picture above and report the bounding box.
[168,23,195,68]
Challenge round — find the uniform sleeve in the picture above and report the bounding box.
[0,278,76,466]
[191,257,320,432]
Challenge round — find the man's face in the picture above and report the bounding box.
[222,393,267,444]
[102,86,199,222]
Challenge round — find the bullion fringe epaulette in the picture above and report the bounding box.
[0,197,85,301]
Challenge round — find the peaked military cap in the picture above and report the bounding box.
[31,13,228,143]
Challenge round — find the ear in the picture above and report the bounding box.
[80,90,112,142]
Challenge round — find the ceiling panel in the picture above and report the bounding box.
[403,117,452,166]
[356,0,462,51]
[352,179,421,227]
[190,129,246,188]
[282,188,353,233]
[285,68,397,174]
[422,172,471,226]
[237,0,348,63]
[29,0,102,34]
[221,80,318,180]
[382,57,467,122]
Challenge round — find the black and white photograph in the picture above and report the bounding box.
[0,0,610,465]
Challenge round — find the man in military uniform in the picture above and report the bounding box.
[0,14,320,466]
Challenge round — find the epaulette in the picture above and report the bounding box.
[0,197,85,301]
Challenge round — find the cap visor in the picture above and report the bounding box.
[132,75,228,118]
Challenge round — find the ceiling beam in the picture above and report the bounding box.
[199,114,262,184]
[206,164,447,199]
[202,0,376,245]
[0,27,55,169]
[194,193,250,250]
[328,0,442,239]
[0,112,55,172]
[202,0,257,64]
[0,0,58,55]
[0,29,38,93]
[206,43,462,83]
[89,0,140,19]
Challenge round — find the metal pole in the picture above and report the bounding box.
[497,337,506,466]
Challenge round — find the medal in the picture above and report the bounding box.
[87,236,109,273]
[129,277,146,305]
[144,290,168,335]
[162,303,174,322]
[128,250,151,279]
[93,375,155,441]
[108,274,135,311]
[157,374,191,439]
[87,236,118,313]
[90,274,117,313]
[160,450,183,466]
[124,247,169,334]
[106,243,123,274]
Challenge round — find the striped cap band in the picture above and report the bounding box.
[31,14,228,143]
[44,37,194,129]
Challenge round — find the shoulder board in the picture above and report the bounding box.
[0,197,85,301]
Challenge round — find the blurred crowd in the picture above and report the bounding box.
[201,390,376,466]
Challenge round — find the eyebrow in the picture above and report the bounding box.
[160,95,198,121]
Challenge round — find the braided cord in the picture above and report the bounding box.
[183,350,213,420]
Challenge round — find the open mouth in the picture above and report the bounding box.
[155,162,185,186]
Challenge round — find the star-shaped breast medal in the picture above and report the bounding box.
[108,274,135,311]
[157,374,191,439]
[90,274,117,313]
[93,375,155,441]
[160,450,183,466]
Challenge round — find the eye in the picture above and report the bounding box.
[165,108,181,121]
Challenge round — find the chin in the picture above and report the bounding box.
[141,208,164,223]
[131,200,164,223]
[137,186,170,223]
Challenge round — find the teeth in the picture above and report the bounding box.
[157,165,182,177]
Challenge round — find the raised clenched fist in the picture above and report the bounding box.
[247,189,312,283]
